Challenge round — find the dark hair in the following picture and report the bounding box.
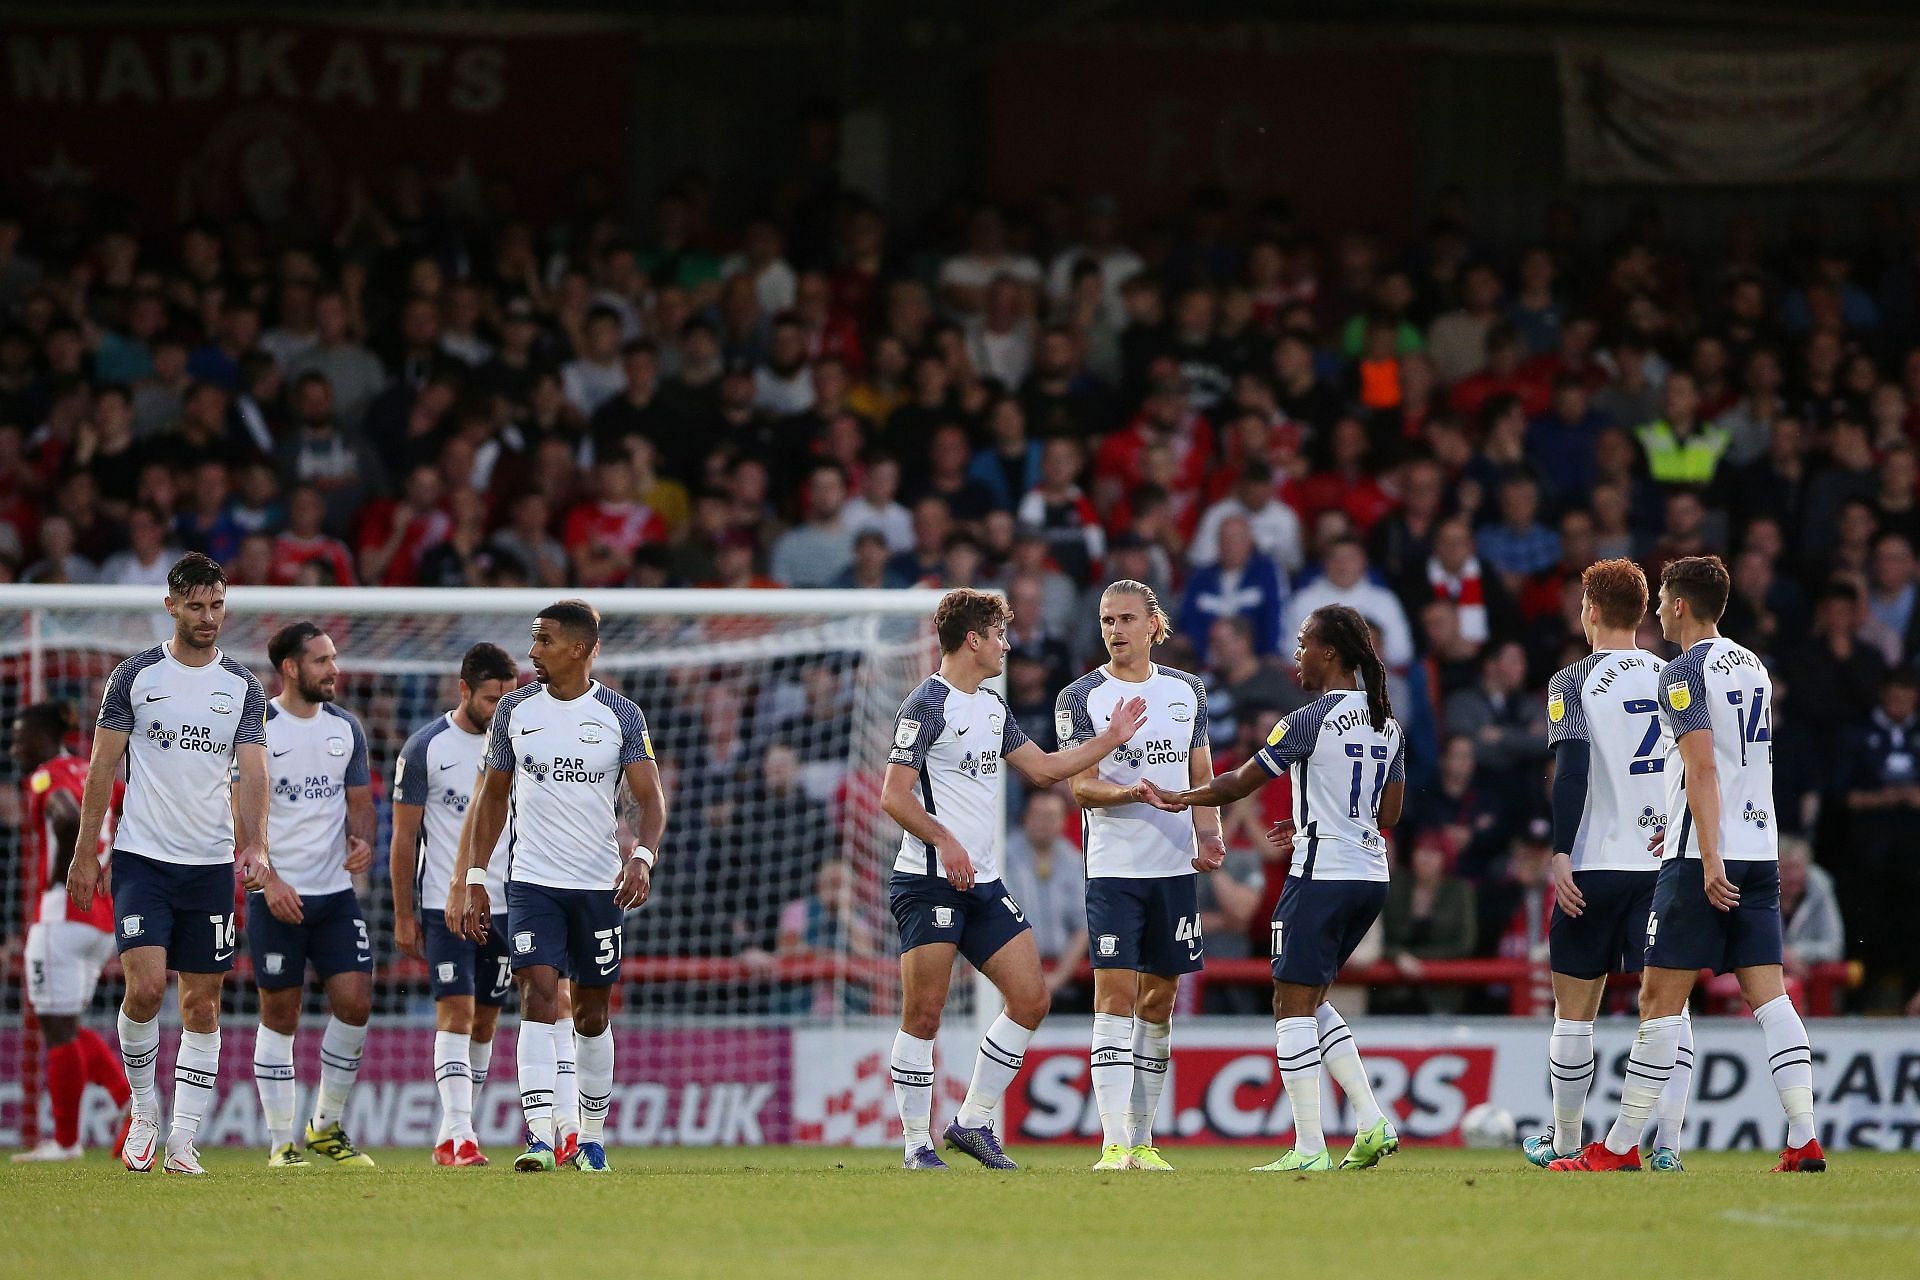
[166,551,227,598]
[268,620,324,672]
[538,598,600,645]
[460,641,517,687]
[1661,554,1731,623]
[17,700,74,742]
[933,588,1009,654]
[1307,604,1393,730]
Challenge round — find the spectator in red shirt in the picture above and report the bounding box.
[564,455,669,588]
[1292,417,1397,535]
[1018,437,1105,582]
[271,486,356,585]
[1448,323,1550,422]
[356,463,449,587]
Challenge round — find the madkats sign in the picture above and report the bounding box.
[0,1026,789,1150]
[791,1020,1920,1153]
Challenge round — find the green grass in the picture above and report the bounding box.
[4,1146,1917,1279]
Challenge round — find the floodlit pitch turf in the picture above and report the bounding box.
[4,1147,1916,1279]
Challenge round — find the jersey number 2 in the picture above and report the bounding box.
[1623,698,1664,775]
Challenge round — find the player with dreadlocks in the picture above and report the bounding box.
[1153,604,1407,1173]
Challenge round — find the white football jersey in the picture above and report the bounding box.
[1546,649,1669,873]
[482,681,653,890]
[97,642,267,866]
[1056,663,1207,878]
[889,674,1031,884]
[264,699,370,896]
[1254,689,1405,882]
[394,711,509,908]
[1659,638,1777,863]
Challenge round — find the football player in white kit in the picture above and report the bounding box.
[1552,556,1824,1174]
[884,588,1147,1171]
[1522,560,1692,1171]
[248,621,378,1169]
[1158,604,1405,1173]
[1056,581,1223,1172]
[391,642,520,1167]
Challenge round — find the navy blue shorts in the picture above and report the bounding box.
[1269,877,1388,986]
[505,882,624,986]
[890,871,1031,970]
[110,850,237,973]
[1549,870,1657,980]
[421,910,514,1007]
[1086,875,1204,976]
[1646,857,1783,975]
[246,888,373,989]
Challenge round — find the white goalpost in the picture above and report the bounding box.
[0,584,1002,1150]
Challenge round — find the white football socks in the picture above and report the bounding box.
[576,1027,613,1145]
[890,1030,935,1156]
[117,1009,161,1118]
[1316,1002,1383,1130]
[1754,994,1816,1147]
[1275,1016,1324,1157]
[433,1030,474,1143]
[470,1035,494,1091]
[1654,1008,1693,1151]
[1605,1014,1683,1155]
[310,1017,367,1131]
[1127,1017,1171,1148]
[1548,1016,1596,1155]
[553,1016,579,1139]
[955,1013,1033,1130]
[1090,1013,1134,1148]
[253,1026,298,1149]
[517,1020,558,1146]
[169,1028,220,1153]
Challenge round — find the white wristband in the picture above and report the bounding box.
[464,866,487,886]
[630,846,655,869]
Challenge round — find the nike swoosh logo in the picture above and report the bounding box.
[272,749,292,757]
[598,963,618,976]
[439,762,460,771]
[518,728,543,736]
[213,951,235,962]
[143,694,170,703]
[956,726,970,736]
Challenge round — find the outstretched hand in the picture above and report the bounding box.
[1133,779,1188,813]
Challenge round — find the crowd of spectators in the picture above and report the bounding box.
[3,154,1919,1012]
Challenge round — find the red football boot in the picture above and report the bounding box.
[555,1129,579,1168]
[111,1104,133,1160]
[433,1139,457,1166]
[1547,1141,1642,1172]
[1772,1138,1826,1172]
[453,1139,489,1167]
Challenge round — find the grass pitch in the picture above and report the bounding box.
[4,1146,1915,1280]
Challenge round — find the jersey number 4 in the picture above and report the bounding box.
[1622,698,1664,775]
[1345,743,1389,819]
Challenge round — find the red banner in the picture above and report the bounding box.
[0,17,632,224]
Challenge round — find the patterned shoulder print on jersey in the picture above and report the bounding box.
[1054,670,1108,748]
[482,683,543,773]
[1255,692,1343,776]
[220,655,269,746]
[96,646,166,733]
[888,677,949,770]
[591,684,654,764]
[1659,645,1714,738]
[1546,654,1604,746]
[983,686,1031,756]
[394,716,455,807]
[1160,665,1210,748]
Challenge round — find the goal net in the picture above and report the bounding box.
[0,585,978,1150]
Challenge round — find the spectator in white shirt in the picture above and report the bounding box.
[771,462,856,587]
[718,218,799,317]
[1189,460,1305,575]
[966,276,1036,389]
[98,504,182,587]
[560,305,628,417]
[841,451,915,553]
[1282,537,1415,669]
[753,315,817,416]
[938,205,1042,322]
[1046,194,1144,328]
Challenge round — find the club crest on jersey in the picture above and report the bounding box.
[1666,683,1692,711]
[209,691,234,715]
[894,718,920,749]
[1547,696,1565,724]
[514,931,534,954]
[1097,934,1118,957]
[988,713,1003,737]
[578,721,605,745]
[264,953,284,976]
[326,736,346,757]
[121,914,144,938]
[1171,703,1192,723]
[932,907,954,929]
[437,962,456,983]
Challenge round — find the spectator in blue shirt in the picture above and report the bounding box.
[1177,514,1284,661]
[1477,473,1561,581]
[967,396,1044,510]
[1526,373,1610,512]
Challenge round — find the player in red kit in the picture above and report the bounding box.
[11,701,131,1163]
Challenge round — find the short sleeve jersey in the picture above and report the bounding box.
[889,674,1031,884]
[483,680,653,890]
[27,755,116,930]
[1658,638,1777,863]
[1055,663,1208,878]
[395,712,509,907]
[1254,689,1405,882]
[264,699,370,896]
[1546,649,1670,872]
[97,642,267,866]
